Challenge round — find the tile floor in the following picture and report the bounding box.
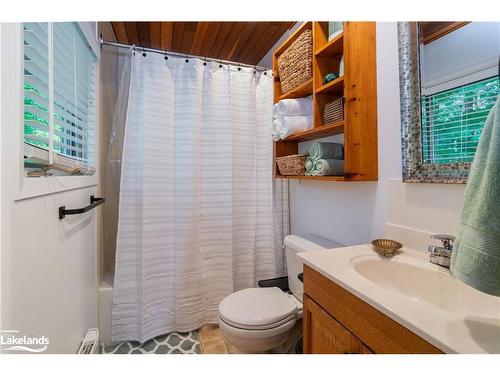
[100,325,240,354]
[198,325,231,354]
[100,331,201,354]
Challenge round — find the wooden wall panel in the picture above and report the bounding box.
[108,21,295,65]
[160,22,173,50]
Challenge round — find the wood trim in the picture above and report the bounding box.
[303,265,443,354]
[149,22,161,49]
[160,22,173,50]
[343,21,378,180]
[419,22,470,45]
[136,22,150,48]
[111,22,128,43]
[123,22,140,45]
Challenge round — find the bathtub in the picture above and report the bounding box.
[98,271,114,346]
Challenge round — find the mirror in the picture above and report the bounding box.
[397,22,499,183]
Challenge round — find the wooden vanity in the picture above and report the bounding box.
[302,265,443,354]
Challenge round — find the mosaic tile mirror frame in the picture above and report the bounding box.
[397,22,475,184]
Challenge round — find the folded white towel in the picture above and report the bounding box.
[273,96,313,117]
[280,115,313,139]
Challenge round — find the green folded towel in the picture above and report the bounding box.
[305,156,315,175]
[450,97,500,296]
[309,142,343,161]
[311,159,344,176]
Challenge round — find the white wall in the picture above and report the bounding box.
[1,23,100,353]
[290,22,466,251]
[421,22,500,92]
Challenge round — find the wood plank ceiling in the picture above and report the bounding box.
[110,22,296,65]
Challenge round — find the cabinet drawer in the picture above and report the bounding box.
[303,265,442,354]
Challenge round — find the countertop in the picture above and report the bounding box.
[298,244,500,354]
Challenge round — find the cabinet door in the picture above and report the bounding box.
[303,294,367,354]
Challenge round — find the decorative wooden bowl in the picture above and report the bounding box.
[371,239,403,257]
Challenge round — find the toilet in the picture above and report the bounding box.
[218,234,343,353]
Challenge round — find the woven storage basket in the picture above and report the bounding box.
[276,154,307,176]
[322,97,344,124]
[277,29,313,94]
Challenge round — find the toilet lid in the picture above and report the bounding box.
[219,287,298,329]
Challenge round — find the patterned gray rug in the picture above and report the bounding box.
[100,331,201,354]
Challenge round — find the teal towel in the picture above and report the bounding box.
[305,156,315,174]
[311,159,344,176]
[450,97,500,296]
[309,142,343,160]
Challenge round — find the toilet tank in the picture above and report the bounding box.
[284,234,343,302]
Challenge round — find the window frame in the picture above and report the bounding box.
[1,22,100,201]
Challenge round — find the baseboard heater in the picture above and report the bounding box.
[77,328,100,354]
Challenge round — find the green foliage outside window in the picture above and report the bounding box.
[421,76,499,164]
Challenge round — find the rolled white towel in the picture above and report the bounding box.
[272,118,284,141]
[274,96,313,117]
[280,115,313,139]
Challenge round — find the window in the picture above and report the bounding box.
[421,75,499,164]
[23,22,97,175]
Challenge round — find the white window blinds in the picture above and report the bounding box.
[421,76,499,164]
[23,22,97,170]
[24,22,50,150]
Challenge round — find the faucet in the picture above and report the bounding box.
[428,234,455,268]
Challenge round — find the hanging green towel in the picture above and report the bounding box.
[309,142,344,160]
[450,97,500,296]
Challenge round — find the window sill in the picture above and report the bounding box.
[15,174,98,201]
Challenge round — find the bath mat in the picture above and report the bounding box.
[100,331,201,354]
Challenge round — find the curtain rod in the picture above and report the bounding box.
[99,38,271,71]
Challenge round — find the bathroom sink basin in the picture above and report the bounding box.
[298,244,500,353]
[350,254,497,314]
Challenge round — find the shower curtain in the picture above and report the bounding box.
[112,51,289,343]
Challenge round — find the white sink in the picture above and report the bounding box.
[350,253,498,315]
[298,244,500,353]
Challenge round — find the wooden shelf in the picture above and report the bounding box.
[276,175,346,181]
[315,32,344,57]
[281,121,344,142]
[277,78,313,101]
[315,76,344,96]
[273,22,378,182]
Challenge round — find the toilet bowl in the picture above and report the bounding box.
[218,234,342,353]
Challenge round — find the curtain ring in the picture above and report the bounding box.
[203,57,207,66]
[142,46,146,57]
[164,50,168,60]
[185,55,189,63]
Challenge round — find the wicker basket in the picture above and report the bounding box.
[277,29,313,94]
[322,97,344,124]
[276,154,307,176]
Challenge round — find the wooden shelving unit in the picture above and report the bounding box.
[314,76,344,95]
[273,22,378,182]
[277,78,313,101]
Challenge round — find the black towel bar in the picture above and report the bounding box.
[59,195,105,219]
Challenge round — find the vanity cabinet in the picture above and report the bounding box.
[303,295,372,354]
[302,265,443,354]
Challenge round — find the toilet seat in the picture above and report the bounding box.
[219,287,301,330]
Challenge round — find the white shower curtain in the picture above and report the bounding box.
[112,51,289,343]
